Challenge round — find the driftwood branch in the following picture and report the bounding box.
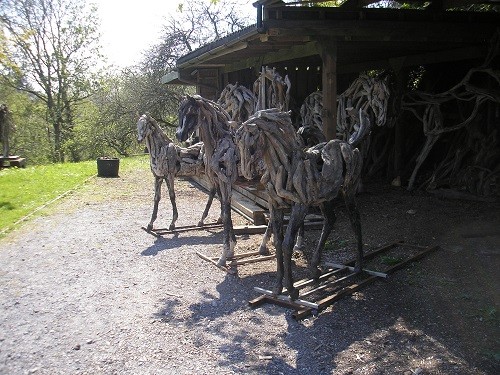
[402,68,500,191]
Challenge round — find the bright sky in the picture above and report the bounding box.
[95,0,181,68]
[95,0,256,68]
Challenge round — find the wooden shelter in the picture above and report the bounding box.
[163,0,499,200]
[163,0,498,135]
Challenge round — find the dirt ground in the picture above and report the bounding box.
[0,166,498,375]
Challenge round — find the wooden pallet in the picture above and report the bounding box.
[249,241,439,320]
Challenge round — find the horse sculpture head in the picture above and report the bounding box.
[176,95,201,142]
[235,121,264,181]
[137,114,152,143]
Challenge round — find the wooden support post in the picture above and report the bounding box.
[260,66,266,110]
[388,59,408,186]
[320,41,338,141]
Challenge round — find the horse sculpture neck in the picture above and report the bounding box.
[145,118,173,152]
[177,95,235,183]
[139,115,179,178]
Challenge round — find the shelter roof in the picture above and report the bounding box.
[164,1,499,84]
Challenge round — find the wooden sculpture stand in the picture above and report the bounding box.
[249,241,439,320]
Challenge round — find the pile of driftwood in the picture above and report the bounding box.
[294,62,497,199]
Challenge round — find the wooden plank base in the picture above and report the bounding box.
[249,241,440,320]
[142,222,224,236]
[196,250,275,273]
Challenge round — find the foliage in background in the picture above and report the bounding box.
[0,0,103,162]
[0,155,149,234]
[0,86,52,164]
[0,0,254,165]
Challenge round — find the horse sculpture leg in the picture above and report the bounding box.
[282,203,308,300]
[216,184,236,267]
[270,205,285,295]
[259,220,305,256]
[147,176,162,232]
[258,222,273,256]
[343,192,363,272]
[293,223,305,252]
[165,174,178,230]
[310,200,336,280]
[198,187,217,226]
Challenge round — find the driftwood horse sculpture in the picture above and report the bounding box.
[257,114,369,255]
[176,95,240,267]
[235,109,363,300]
[137,114,219,231]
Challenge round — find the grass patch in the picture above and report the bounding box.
[0,155,149,234]
[324,238,349,252]
[380,255,405,266]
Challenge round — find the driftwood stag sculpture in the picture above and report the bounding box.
[137,114,219,231]
[235,109,363,300]
[176,95,240,267]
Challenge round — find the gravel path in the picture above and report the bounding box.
[0,167,498,374]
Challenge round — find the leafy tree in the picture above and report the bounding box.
[0,84,53,164]
[0,0,103,162]
[80,72,143,158]
[136,0,252,128]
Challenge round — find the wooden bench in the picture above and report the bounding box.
[0,156,26,168]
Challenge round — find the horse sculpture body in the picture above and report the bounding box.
[137,114,219,231]
[176,96,239,266]
[236,109,364,300]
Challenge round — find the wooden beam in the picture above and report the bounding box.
[337,44,487,74]
[224,41,319,73]
[320,40,337,141]
[264,20,497,44]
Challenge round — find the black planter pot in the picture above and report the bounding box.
[97,157,119,177]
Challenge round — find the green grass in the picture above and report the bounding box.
[0,155,149,234]
[324,238,349,252]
